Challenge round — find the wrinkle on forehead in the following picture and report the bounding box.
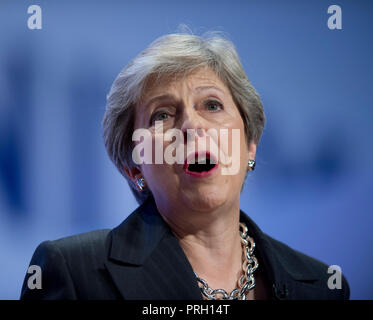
[139,67,229,105]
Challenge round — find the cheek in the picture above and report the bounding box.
[141,135,179,190]
[235,116,249,159]
[142,163,176,196]
[232,120,249,179]
[219,116,248,173]
[240,131,249,161]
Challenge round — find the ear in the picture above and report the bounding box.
[248,141,257,161]
[123,165,143,185]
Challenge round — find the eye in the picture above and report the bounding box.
[155,112,169,121]
[205,100,223,112]
[150,110,171,124]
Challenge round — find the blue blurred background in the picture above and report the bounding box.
[0,0,372,299]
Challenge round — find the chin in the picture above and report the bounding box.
[181,187,227,212]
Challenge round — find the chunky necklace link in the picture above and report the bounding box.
[194,222,259,300]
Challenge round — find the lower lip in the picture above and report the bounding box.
[183,162,219,178]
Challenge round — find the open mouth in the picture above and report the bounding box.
[183,152,218,177]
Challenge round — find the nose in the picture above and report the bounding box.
[180,109,206,144]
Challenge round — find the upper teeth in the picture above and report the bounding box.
[197,156,207,163]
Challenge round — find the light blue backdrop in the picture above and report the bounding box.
[0,0,372,299]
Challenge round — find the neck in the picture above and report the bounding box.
[156,196,243,292]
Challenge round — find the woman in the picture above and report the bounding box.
[21,32,349,300]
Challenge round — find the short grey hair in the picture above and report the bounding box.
[102,32,265,204]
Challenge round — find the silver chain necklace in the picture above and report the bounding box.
[194,222,259,300]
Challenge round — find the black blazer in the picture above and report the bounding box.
[20,197,350,300]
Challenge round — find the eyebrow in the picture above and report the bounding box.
[143,94,177,109]
[143,86,225,109]
[194,85,225,94]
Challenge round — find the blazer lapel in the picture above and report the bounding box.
[104,198,202,300]
[240,212,327,300]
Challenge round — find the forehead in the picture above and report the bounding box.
[140,67,229,102]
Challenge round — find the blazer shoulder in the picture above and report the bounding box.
[45,229,112,274]
[51,229,111,257]
[264,234,350,299]
[266,234,329,274]
[27,228,111,270]
[21,229,112,300]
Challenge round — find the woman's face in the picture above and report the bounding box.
[132,67,256,212]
